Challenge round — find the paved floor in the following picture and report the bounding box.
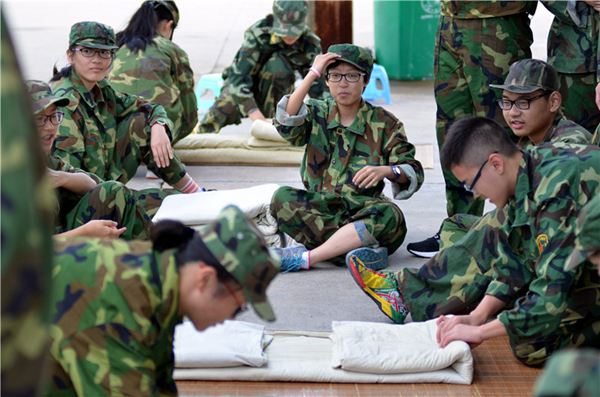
[4,1,554,331]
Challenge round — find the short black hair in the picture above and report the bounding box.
[440,116,519,170]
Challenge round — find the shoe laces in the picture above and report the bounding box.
[280,254,305,273]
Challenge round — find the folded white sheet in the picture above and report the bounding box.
[152,184,281,239]
[174,320,272,368]
[174,320,473,384]
[331,319,473,379]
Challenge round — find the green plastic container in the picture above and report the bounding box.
[374,0,440,80]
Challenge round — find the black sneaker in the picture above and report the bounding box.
[406,233,440,258]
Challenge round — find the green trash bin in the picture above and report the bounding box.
[374,0,440,80]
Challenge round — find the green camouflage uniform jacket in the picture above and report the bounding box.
[518,113,593,150]
[1,11,54,396]
[51,70,185,185]
[440,1,536,19]
[47,237,182,396]
[488,143,600,364]
[275,96,424,200]
[223,17,330,118]
[109,35,197,143]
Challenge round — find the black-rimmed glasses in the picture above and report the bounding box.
[498,92,551,110]
[34,111,64,127]
[72,48,114,59]
[463,151,498,194]
[326,72,366,83]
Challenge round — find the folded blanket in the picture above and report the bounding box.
[331,320,472,377]
[174,320,272,368]
[174,319,473,384]
[152,184,282,244]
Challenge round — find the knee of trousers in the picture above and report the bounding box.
[359,202,406,254]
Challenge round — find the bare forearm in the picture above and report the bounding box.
[286,72,316,116]
[59,172,97,195]
[470,295,507,324]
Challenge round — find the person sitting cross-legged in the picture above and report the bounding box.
[270,43,423,274]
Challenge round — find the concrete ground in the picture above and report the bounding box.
[4,1,554,331]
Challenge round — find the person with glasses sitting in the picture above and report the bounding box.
[45,205,279,396]
[26,80,153,240]
[270,43,424,274]
[50,21,204,219]
[348,59,595,325]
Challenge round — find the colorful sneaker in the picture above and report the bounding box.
[347,254,408,323]
[273,244,308,273]
[346,247,388,270]
[406,233,440,258]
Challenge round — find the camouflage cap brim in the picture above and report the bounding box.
[73,39,118,50]
[488,83,541,94]
[273,20,305,37]
[33,97,70,114]
[25,80,70,114]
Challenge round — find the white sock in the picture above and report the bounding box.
[300,251,310,270]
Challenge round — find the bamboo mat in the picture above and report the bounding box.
[176,336,543,397]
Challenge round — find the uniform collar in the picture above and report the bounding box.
[510,149,535,227]
[69,70,106,108]
[326,99,370,136]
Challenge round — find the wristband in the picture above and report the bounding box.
[309,67,321,78]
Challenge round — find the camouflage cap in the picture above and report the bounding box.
[25,80,70,114]
[489,58,558,94]
[198,205,279,321]
[327,43,374,81]
[69,21,118,50]
[566,195,600,270]
[272,0,308,37]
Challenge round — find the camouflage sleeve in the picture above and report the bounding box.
[224,29,263,117]
[113,90,175,140]
[51,94,87,169]
[384,119,424,200]
[273,94,316,147]
[173,44,198,138]
[492,191,583,340]
[47,154,103,184]
[542,0,588,27]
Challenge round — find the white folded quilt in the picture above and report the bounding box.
[152,184,281,239]
[174,319,473,384]
[174,320,272,368]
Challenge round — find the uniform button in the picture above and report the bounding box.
[453,11,458,15]
[237,232,244,240]
[332,160,336,164]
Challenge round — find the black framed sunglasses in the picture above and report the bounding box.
[463,151,498,194]
[497,92,551,110]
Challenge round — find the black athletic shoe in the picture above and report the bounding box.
[406,233,440,258]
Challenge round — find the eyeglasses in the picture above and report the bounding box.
[463,151,498,194]
[223,282,248,317]
[34,111,64,127]
[72,47,114,60]
[497,92,551,110]
[326,72,366,83]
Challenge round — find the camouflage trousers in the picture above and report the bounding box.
[113,111,186,216]
[197,52,296,134]
[434,13,533,217]
[57,181,153,240]
[557,72,600,134]
[397,209,505,320]
[534,349,600,396]
[271,187,406,265]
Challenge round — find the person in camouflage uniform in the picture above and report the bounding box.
[349,60,595,325]
[543,1,600,134]
[270,44,424,273]
[407,0,537,259]
[534,194,600,396]
[50,21,204,218]
[26,79,153,240]
[45,205,279,396]
[351,117,600,366]
[196,0,331,134]
[109,0,197,144]
[0,11,54,396]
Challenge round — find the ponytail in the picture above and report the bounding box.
[116,0,179,52]
[50,63,73,83]
[151,219,196,253]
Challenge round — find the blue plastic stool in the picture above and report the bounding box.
[195,73,224,111]
[362,64,392,105]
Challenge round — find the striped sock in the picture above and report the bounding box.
[179,179,203,194]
